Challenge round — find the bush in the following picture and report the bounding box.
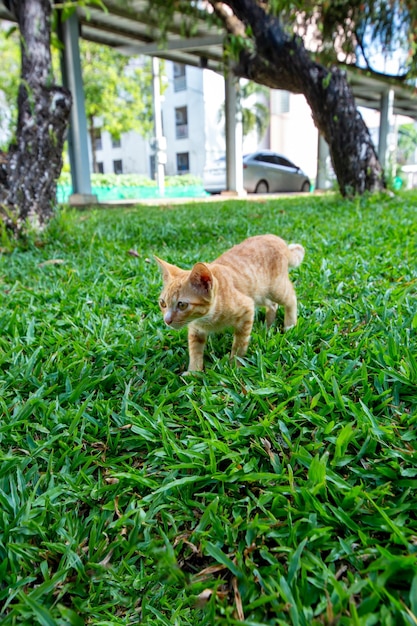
[58,172,203,189]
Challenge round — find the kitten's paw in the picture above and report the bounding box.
[230,355,247,367]
[283,324,296,332]
[181,369,203,377]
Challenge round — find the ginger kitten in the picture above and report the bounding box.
[155,234,305,372]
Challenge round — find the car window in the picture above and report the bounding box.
[276,156,296,168]
[255,154,276,164]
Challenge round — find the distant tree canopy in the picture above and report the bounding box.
[398,123,417,164]
[218,81,270,142]
[287,0,417,80]
[80,41,156,172]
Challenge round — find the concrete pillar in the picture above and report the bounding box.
[152,57,165,197]
[378,88,395,171]
[60,12,97,205]
[316,134,330,190]
[224,71,245,195]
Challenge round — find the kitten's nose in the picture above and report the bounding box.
[164,311,173,325]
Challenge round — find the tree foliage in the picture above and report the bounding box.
[240,81,270,140]
[274,0,417,80]
[145,0,417,83]
[79,41,156,171]
[218,80,270,141]
[81,41,155,140]
[398,122,417,164]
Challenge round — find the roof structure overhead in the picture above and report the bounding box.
[78,0,225,71]
[348,71,417,120]
[1,0,417,119]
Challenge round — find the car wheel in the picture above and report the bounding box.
[301,181,310,192]
[255,180,269,194]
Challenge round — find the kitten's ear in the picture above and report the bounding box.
[154,256,182,282]
[189,263,213,294]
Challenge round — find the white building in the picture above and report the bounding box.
[93,62,228,179]
[92,60,321,182]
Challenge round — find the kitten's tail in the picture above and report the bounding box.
[287,243,305,268]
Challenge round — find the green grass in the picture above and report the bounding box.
[0,191,416,625]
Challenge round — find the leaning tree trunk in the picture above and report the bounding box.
[214,0,385,196]
[0,0,72,234]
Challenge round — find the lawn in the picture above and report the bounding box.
[0,191,416,625]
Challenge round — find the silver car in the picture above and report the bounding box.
[203,150,310,194]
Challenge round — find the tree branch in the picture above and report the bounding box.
[209,1,246,37]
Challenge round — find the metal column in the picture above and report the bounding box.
[60,12,97,205]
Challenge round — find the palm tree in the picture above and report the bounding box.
[240,81,270,140]
[219,80,270,141]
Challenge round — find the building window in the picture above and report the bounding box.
[176,152,189,174]
[173,63,186,92]
[97,162,104,173]
[93,129,102,151]
[271,90,290,115]
[113,159,123,174]
[175,106,188,139]
[112,136,121,148]
[150,154,156,181]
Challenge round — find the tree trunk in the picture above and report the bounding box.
[0,0,72,234]
[215,0,385,196]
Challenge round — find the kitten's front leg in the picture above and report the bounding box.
[187,326,207,372]
[230,303,254,363]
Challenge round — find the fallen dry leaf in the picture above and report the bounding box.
[193,563,227,581]
[195,587,229,608]
[38,259,65,267]
[195,588,214,607]
[98,549,113,568]
[232,576,245,621]
[104,477,119,485]
[128,249,140,257]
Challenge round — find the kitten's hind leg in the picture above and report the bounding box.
[187,326,207,372]
[265,301,278,328]
[271,279,298,330]
[281,281,298,330]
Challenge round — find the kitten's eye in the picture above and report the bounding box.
[159,299,167,309]
[177,301,188,311]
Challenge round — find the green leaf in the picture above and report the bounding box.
[203,541,241,578]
